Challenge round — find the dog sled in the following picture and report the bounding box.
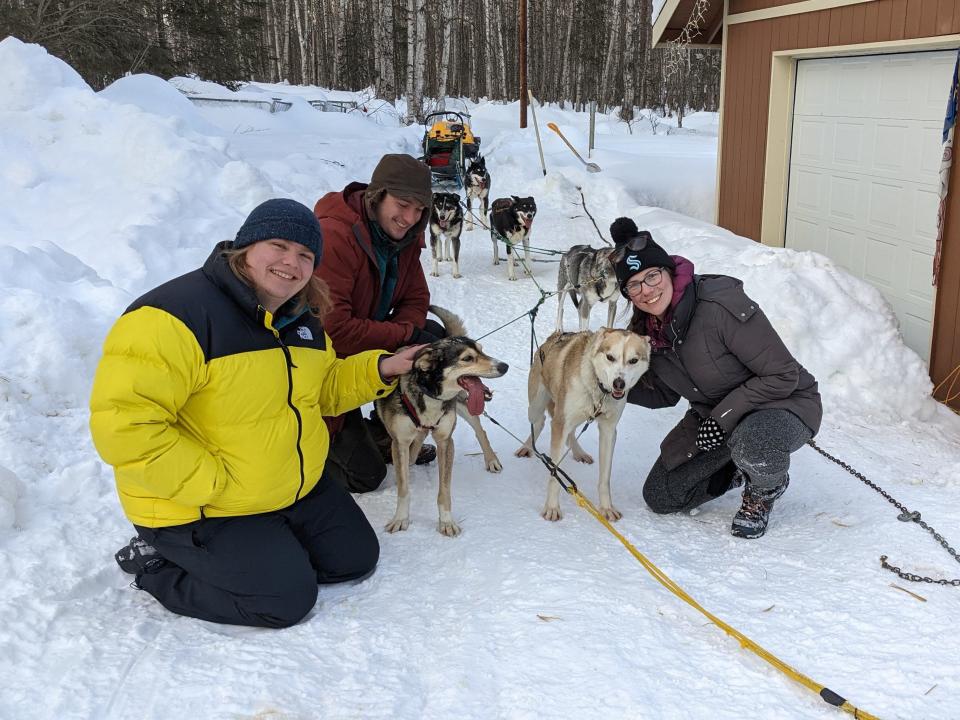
[421,111,480,190]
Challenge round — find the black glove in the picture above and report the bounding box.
[696,416,726,452]
[408,326,441,345]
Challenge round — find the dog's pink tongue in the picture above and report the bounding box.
[459,376,488,416]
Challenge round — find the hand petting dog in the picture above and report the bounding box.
[378,344,428,381]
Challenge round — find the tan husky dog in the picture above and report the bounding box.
[516,329,650,521]
[376,306,508,536]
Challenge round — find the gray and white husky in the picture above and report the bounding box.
[556,244,620,331]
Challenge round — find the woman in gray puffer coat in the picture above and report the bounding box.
[612,218,822,539]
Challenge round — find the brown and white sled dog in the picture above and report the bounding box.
[516,329,650,521]
[429,192,464,278]
[376,306,508,536]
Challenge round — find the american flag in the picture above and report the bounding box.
[934,51,960,287]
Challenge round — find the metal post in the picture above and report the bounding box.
[519,0,528,128]
[588,101,596,158]
[528,90,546,176]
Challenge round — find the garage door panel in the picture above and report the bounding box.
[919,121,947,174]
[790,167,826,212]
[786,216,825,254]
[907,247,935,303]
[901,314,933,357]
[872,122,910,174]
[794,119,829,163]
[864,235,899,289]
[826,226,862,275]
[828,175,860,222]
[867,180,907,233]
[785,50,954,364]
[833,121,865,166]
[914,187,940,239]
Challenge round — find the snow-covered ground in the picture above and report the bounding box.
[1,36,958,720]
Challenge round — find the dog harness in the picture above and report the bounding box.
[399,392,436,430]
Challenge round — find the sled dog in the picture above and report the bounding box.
[516,329,650,521]
[556,244,620,331]
[376,306,508,536]
[489,195,537,281]
[429,192,465,278]
[464,156,491,231]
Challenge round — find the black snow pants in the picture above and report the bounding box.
[642,408,812,514]
[134,476,379,628]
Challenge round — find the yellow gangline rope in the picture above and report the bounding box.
[570,488,881,720]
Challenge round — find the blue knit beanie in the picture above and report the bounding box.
[234,198,323,267]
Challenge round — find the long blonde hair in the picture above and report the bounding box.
[223,245,332,321]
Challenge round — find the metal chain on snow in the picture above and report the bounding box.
[807,439,960,586]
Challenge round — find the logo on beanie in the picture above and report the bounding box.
[626,255,641,271]
[297,326,313,341]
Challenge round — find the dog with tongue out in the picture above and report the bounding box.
[375,305,508,536]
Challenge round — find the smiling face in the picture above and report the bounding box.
[625,266,673,319]
[243,238,315,313]
[375,192,426,240]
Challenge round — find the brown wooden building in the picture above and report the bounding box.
[654,0,960,409]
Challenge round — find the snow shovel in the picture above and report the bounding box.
[546,122,602,173]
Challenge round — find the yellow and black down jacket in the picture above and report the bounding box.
[90,243,396,528]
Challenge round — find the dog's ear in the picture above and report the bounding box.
[512,195,520,202]
[413,347,434,372]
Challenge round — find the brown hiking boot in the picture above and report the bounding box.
[731,475,789,539]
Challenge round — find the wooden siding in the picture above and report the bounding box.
[717,0,960,406]
[730,0,805,14]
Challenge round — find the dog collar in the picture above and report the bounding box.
[400,392,436,431]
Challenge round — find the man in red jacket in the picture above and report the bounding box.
[314,153,443,493]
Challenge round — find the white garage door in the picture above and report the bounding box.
[785,51,955,362]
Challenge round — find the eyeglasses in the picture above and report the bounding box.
[624,269,664,295]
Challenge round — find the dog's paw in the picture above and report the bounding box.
[430,270,440,277]
[514,445,532,458]
[385,516,410,533]
[541,505,563,522]
[493,259,500,265]
[508,275,517,281]
[523,268,532,276]
[453,272,462,279]
[599,505,622,522]
[572,449,594,464]
[484,454,502,472]
[438,518,461,537]
[466,226,473,232]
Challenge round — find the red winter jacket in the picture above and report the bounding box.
[314,182,431,432]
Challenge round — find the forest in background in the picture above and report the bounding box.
[1,0,721,124]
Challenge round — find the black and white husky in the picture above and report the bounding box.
[464,156,491,232]
[556,244,620,331]
[429,192,464,278]
[489,195,537,281]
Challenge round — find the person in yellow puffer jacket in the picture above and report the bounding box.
[90,198,424,628]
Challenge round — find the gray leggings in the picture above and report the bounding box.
[643,409,812,514]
